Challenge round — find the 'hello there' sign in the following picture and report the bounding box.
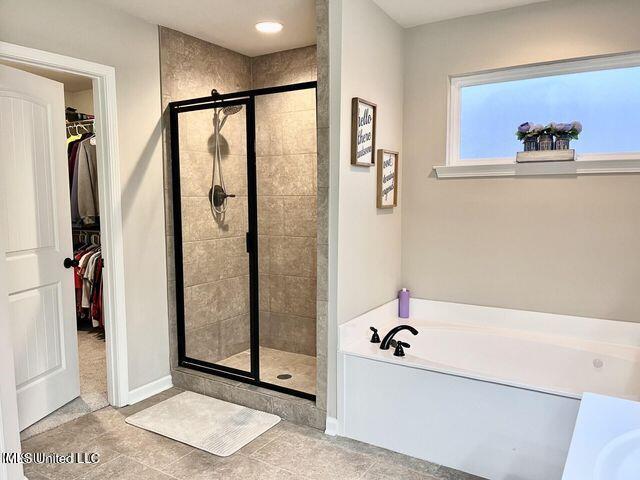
[351,97,377,166]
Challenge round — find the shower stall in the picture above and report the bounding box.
[169,81,318,400]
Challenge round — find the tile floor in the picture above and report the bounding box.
[21,387,484,480]
[21,330,109,440]
[218,347,317,395]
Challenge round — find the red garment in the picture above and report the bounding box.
[73,251,84,288]
[90,259,103,326]
[98,281,104,327]
[73,250,84,314]
[73,246,99,317]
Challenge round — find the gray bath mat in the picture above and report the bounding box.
[125,391,280,456]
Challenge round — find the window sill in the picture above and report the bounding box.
[433,157,640,179]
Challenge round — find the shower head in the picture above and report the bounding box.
[217,104,243,131]
[222,105,243,116]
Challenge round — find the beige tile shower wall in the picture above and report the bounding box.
[160,27,253,365]
[252,46,317,89]
[252,47,318,356]
[180,109,251,364]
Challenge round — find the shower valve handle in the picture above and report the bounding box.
[210,185,235,208]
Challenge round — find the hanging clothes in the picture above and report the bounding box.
[68,119,104,332]
[67,133,81,146]
[66,129,98,226]
[67,133,90,192]
[90,258,103,325]
[81,250,99,308]
[72,237,103,328]
[76,137,99,225]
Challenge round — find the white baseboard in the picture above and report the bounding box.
[325,416,339,436]
[127,375,173,405]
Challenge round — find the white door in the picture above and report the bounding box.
[0,63,80,430]
[0,211,23,480]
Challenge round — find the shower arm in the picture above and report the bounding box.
[219,114,230,131]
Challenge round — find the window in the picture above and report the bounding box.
[447,53,640,168]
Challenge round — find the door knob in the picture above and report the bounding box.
[63,257,79,269]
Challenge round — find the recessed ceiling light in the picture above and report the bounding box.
[255,21,283,34]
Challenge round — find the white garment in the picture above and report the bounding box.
[82,250,101,310]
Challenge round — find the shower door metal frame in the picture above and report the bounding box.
[169,81,317,402]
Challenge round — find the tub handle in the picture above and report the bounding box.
[369,326,381,343]
[393,341,410,357]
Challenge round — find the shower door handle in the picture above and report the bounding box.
[246,232,254,253]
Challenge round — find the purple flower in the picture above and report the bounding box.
[554,123,573,133]
[518,122,532,133]
[572,121,582,133]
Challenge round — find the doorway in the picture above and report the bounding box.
[0,41,129,440]
[170,81,317,400]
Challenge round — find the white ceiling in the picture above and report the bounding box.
[97,0,317,57]
[372,0,550,28]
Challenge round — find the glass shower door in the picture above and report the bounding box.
[171,97,257,378]
[170,83,317,400]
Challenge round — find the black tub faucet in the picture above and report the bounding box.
[380,325,418,350]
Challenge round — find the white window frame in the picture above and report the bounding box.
[438,51,640,178]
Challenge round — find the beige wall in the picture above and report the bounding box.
[402,0,640,322]
[0,0,170,390]
[65,89,94,116]
[336,0,404,324]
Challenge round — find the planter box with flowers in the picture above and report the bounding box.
[515,121,582,163]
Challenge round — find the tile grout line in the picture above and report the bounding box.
[119,454,182,480]
[70,452,125,480]
[245,427,287,457]
[358,458,379,479]
[83,415,123,446]
[159,447,196,470]
[251,455,311,479]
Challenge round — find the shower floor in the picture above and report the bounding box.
[218,347,316,395]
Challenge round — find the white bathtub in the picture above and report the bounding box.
[337,299,640,480]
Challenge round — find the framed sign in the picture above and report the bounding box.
[377,149,399,209]
[351,97,377,166]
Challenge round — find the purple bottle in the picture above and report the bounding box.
[398,288,410,318]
